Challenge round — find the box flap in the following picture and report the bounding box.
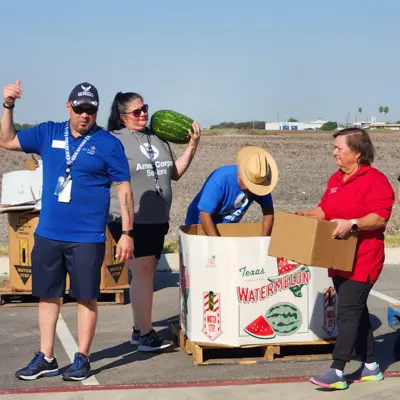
[0,165,43,212]
[0,203,36,213]
[268,211,318,264]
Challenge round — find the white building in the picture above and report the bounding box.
[338,120,400,131]
[265,118,327,131]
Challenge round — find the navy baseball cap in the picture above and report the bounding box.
[68,82,99,107]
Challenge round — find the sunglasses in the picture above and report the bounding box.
[71,105,98,115]
[124,104,149,118]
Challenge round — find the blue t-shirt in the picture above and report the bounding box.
[17,121,130,243]
[185,165,273,225]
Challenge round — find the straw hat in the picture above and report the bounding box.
[236,146,278,196]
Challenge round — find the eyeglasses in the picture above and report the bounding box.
[71,105,98,115]
[124,104,149,118]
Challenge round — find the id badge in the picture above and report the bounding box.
[54,176,66,196]
[58,177,72,203]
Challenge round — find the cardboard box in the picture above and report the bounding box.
[267,211,357,272]
[0,163,43,212]
[179,223,338,347]
[7,212,128,293]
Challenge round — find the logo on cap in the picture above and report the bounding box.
[78,85,94,98]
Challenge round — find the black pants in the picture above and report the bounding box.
[331,276,376,371]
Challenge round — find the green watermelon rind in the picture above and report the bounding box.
[265,302,302,337]
[244,330,275,340]
[243,315,276,340]
[150,110,193,144]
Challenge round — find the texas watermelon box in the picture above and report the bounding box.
[178,223,338,347]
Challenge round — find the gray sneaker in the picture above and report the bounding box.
[138,329,172,352]
[310,368,348,390]
[344,363,384,383]
[130,328,140,345]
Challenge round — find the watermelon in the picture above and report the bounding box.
[265,302,302,336]
[150,110,194,144]
[243,315,275,339]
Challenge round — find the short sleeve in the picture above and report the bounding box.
[17,122,49,155]
[105,139,131,183]
[364,174,395,219]
[317,187,329,211]
[197,178,223,215]
[254,193,274,208]
[165,141,176,161]
[317,174,336,211]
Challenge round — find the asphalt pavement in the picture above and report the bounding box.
[0,265,399,397]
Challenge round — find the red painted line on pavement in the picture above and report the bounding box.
[1,372,400,395]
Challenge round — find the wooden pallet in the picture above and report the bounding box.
[171,321,336,366]
[0,280,128,307]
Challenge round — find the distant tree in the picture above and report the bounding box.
[396,120,400,124]
[358,107,362,120]
[320,121,338,131]
[383,106,389,115]
[210,121,266,130]
[379,106,384,114]
[15,123,35,130]
[288,118,298,122]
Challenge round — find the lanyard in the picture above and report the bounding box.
[134,132,163,196]
[64,121,96,174]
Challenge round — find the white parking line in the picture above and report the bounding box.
[370,290,400,305]
[56,313,99,386]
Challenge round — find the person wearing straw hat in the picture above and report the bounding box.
[185,146,278,236]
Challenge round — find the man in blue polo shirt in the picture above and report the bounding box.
[1,79,134,381]
[185,146,278,236]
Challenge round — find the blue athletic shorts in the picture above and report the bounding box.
[31,233,105,301]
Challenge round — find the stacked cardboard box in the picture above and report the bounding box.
[7,212,128,292]
[1,162,128,293]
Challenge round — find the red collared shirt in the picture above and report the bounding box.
[318,165,395,283]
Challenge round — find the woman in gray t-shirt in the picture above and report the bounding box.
[106,91,201,352]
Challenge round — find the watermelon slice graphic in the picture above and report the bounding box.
[244,315,276,339]
[270,258,310,298]
[277,257,298,275]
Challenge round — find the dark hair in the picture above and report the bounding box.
[332,127,375,165]
[107,92,144,131]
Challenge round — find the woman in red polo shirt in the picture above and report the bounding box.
[296,128,394,390]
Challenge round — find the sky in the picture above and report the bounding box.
[1,0,399,128]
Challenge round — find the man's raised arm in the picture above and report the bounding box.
[1,79,23,151]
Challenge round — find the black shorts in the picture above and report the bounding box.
[108,221,169,260]
[31,233,105,301]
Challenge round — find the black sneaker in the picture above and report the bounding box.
[62,352,91,381]
[138,329,172,352]
[130,328,141,345]
[15,352,59,381]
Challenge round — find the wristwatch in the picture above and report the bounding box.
[350,219,359,232]
[121,229,134,238]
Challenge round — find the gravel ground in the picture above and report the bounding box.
[0,131,399,245]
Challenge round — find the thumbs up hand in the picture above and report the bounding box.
[3,78,22,107]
